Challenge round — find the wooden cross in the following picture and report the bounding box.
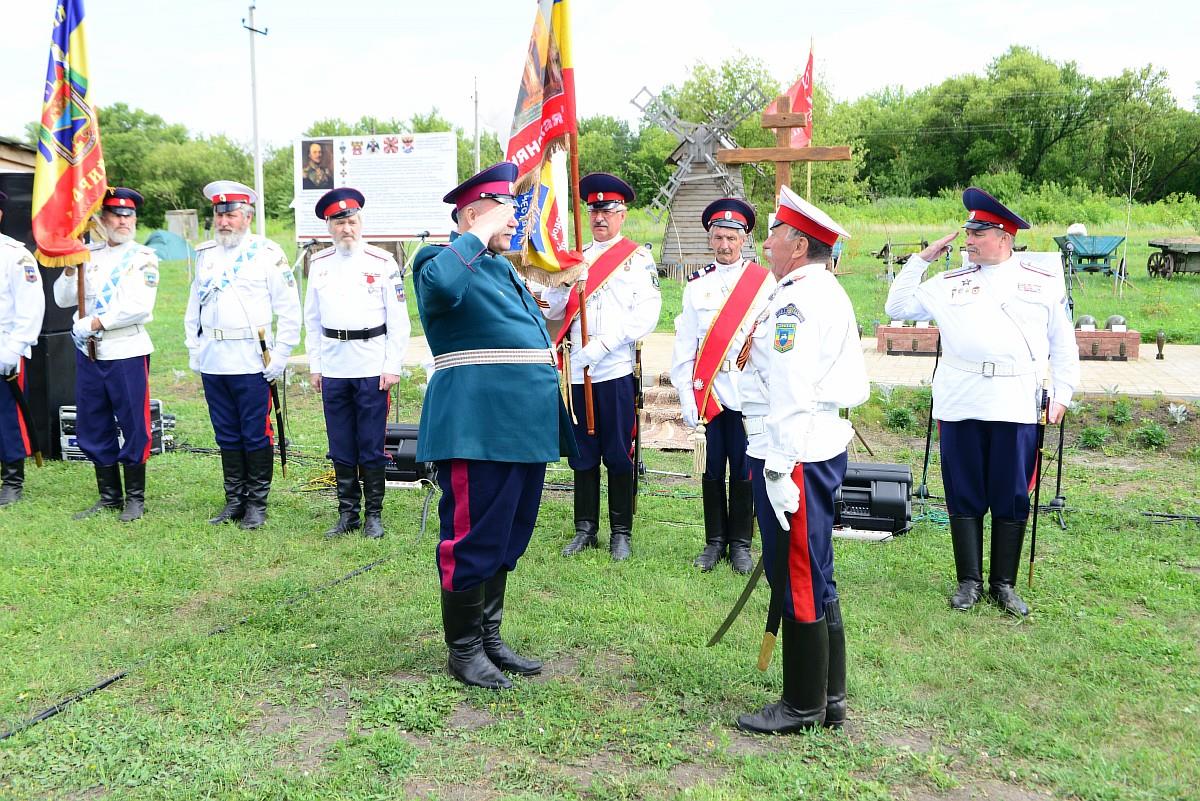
[715,95,852,199]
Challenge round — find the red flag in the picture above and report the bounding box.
[766,47,813,148]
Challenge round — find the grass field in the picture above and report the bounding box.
[2,224,1197,800]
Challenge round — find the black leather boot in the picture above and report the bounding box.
[441,585,512,690]
[238,448,273,530]
[361,465,386,539]
[737,616,829,734]
[562,467,600,556]
[727,479,755,574]
[989,518,1030,617]
[74,464,124,519]
[607,469,634,561]
[481,571,542,676]
[209,450,247,524]
[693,478,727,571]
[949,515,984,610]
[323,463,361,537]
[0,461,24,506]
[823,599,846,728]
[119,462,146,522]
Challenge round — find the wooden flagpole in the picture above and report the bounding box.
[568,130,595,434]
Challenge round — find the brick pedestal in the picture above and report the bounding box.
[876,325,940,356]
[1076,329,1140,361]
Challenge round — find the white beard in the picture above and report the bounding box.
[334,240,362,256]
[216,229,247,249]
[108,229,135,245]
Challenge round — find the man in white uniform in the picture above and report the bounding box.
[304,188,409,539]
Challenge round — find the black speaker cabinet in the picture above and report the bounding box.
[835,461,913,535]
[384,422,433,482]
[0,171,76,334]
[23,331,78,460]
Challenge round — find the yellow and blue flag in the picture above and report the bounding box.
[32,0,106,267]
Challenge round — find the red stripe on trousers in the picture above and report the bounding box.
[264,387,274,445]
[438,459,471,591]
[140,356,152,463]
[787,463,817,622]
[15,358,31,456]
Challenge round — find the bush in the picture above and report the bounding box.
[1079,426,1110,449]
[1108,399,1133,425]
[1132,421,1169,450]
[885,406,917,433]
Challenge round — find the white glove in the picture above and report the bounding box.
[71,316,99,352]
[262,350,287,383]
[574,339,608,371]
[678,391,698,429]
[0,347,20,376]
[765,470,800,530]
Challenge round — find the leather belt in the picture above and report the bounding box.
[941,355,1038,377]
[323,324,387,341]
[433,347,556,371]
[208,326,256,341]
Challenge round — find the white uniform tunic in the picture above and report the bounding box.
[541,237,661,384]
[885,254,1079,423]
[0,235,44,361]
[739,263,869,472]
[53,241,158,359]
[669,258,775,412]
[184,234,302,375]
[303,244,411,379]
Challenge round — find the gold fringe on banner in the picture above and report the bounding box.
[561,344,577,425]
[691,422,707,477]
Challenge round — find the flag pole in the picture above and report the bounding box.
[569,130,595,434]
[806,38,814,201]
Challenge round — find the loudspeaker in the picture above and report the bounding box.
[23,331,77,460]
[0,171,76,334]
[384,422,433,482]
[835,461,913,535]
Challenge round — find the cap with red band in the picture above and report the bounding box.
[771,185,849,246]
[580,172,634,209]
[203,180,257,213]
[961,187,1029,235]
[102,187,144,216]
[702,197,755,232]
[443,162,518,222]
[315,187,365,220]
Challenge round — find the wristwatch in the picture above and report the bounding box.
[764,469,786,481]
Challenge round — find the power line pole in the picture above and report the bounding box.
[473,76,480,172]
[243,4,268,237]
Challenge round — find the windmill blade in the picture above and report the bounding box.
[631,86,695,143]
[648,160,693,222]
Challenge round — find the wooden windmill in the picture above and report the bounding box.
[631,85,767,277]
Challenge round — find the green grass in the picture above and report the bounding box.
[1,259,1198,799]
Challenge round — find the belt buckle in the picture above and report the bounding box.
[981,361,995,378]
[212,329,224,341]
[338,330,350,341]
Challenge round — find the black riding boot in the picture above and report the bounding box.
[989,518,1030,617]
[949,515,984,610]
[607,469,634,561]
[562,467,600,556]
[361,466,386,539]
[441,585,512,690]
[323,463,361,537]
[0,461,24,506]
[238,448,273,530]
[481,571,542,675]
[727,479,755,574]
[74,464,124,519]
[693,478,727,571]
[209,450,247,524]
[737,616,829,734]
[823,599,847,728]
[119,463,146,522]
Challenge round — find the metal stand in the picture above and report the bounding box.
[1046,415,1068,530]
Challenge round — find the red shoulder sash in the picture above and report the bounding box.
[554,237,640,346]
[692,262,770,421]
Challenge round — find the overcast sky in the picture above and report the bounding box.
[2,0,1197,150]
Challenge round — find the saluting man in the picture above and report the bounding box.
[736,187,868,734]
[0,190,46,507]
[413,162,576,691]
[55,187,159,521]
[885,188,1079,617]
[185,181,301,530]
[670,198,772,574]
[304,188,410,539]
[542,173,661,561]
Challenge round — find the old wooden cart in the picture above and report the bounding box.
[1147,238,1200,278]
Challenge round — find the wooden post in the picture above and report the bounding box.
[773,95,792,200]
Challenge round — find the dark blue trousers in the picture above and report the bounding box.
[750,453,845,623]
[703,408,750,482]
[0,359,32,463]
[435,459,546,592]
[568,374,635,473]
[321,376,389,467]
[938,419,1038,520]
[201,373,274,451]
[75,352,151,466]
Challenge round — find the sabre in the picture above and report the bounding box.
[758,504,791,671]
[632,341,644,513]
[257,328,288,478]
[707,556,765,647]
[1028,379,1050,587]
[5,371,43,467]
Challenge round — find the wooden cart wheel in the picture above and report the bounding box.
[1163,254,1175,279]
[1147,251,1164,277]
